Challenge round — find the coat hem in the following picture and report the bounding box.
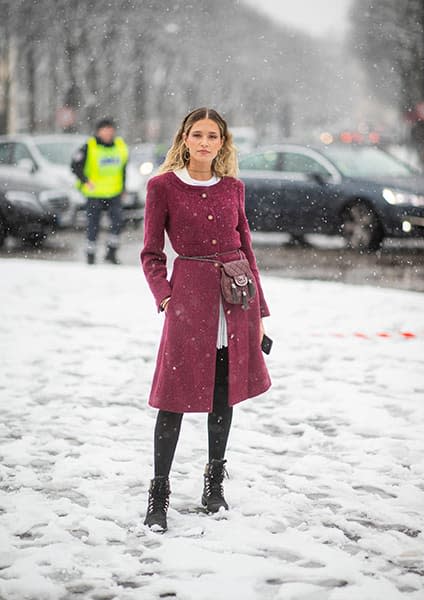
[228,378,272,408]
[147,378,272,413]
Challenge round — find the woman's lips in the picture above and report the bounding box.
[198,150,210,154]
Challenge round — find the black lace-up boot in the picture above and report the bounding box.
[144,476,170,532]
[201,459,229,513]
[104,245,120,264]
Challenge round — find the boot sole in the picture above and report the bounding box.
[201,495,228,513]
[147,524,167,533]
[144,520,167,533]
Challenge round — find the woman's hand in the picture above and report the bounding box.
[259,318,265,344]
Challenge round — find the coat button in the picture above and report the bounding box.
[230,333,235,339]
[214,262,219,267]
[201,192,207,198]
[207,214,214,220]
[226,309,231,314]
[211,239,217,245]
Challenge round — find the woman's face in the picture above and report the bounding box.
[183,118,224,163]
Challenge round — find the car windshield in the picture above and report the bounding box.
[322,146,417,178]
[35,141,82,165]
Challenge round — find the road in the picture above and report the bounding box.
[1,226,424,292]
[1,259,423,599]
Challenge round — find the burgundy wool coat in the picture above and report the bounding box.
[140,171,272,413]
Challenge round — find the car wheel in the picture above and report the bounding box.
[287,233,310,247]
[24,231,47,247]
[341,201,384,251]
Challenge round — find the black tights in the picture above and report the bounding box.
[154,347,233,478]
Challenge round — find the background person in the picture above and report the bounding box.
[71,118,128,264]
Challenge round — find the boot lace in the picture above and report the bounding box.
[147,479,170,514]
[205,460,228,498]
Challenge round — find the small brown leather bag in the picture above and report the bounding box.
[220,258,256,309]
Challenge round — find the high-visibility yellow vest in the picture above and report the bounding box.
[77,136,128,198]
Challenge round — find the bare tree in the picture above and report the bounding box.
[0,0,11,133]
[351,0,424,160]
[5,0,362,144]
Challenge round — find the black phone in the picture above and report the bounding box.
[261,333,273,355]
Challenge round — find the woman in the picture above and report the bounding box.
[140,107,271,532]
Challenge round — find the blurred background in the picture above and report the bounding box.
[0,0,423,290]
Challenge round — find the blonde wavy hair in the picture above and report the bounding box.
[157,107,238,178]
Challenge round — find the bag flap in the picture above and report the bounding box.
[221,259,252,278]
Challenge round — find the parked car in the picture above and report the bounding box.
[0,167,72,247]
[0,134,143,228]
[0,134,87,225]
[239,143,424,250]
[127,143,167,205]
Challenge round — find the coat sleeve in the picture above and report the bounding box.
[237,179,270,317]
[70,144,88,183]
[140,177,172,312]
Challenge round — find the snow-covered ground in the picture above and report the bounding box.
[1,258,424,600]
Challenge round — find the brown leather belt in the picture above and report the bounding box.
[177,249,242,264]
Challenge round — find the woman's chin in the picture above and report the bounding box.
[195,153,214,162]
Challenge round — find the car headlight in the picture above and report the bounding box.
[139,161,154,175]
[5,190,39,209]
[382,188,424,207]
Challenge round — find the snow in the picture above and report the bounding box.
[1,258,424,600]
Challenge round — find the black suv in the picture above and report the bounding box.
[0,167,71,247]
